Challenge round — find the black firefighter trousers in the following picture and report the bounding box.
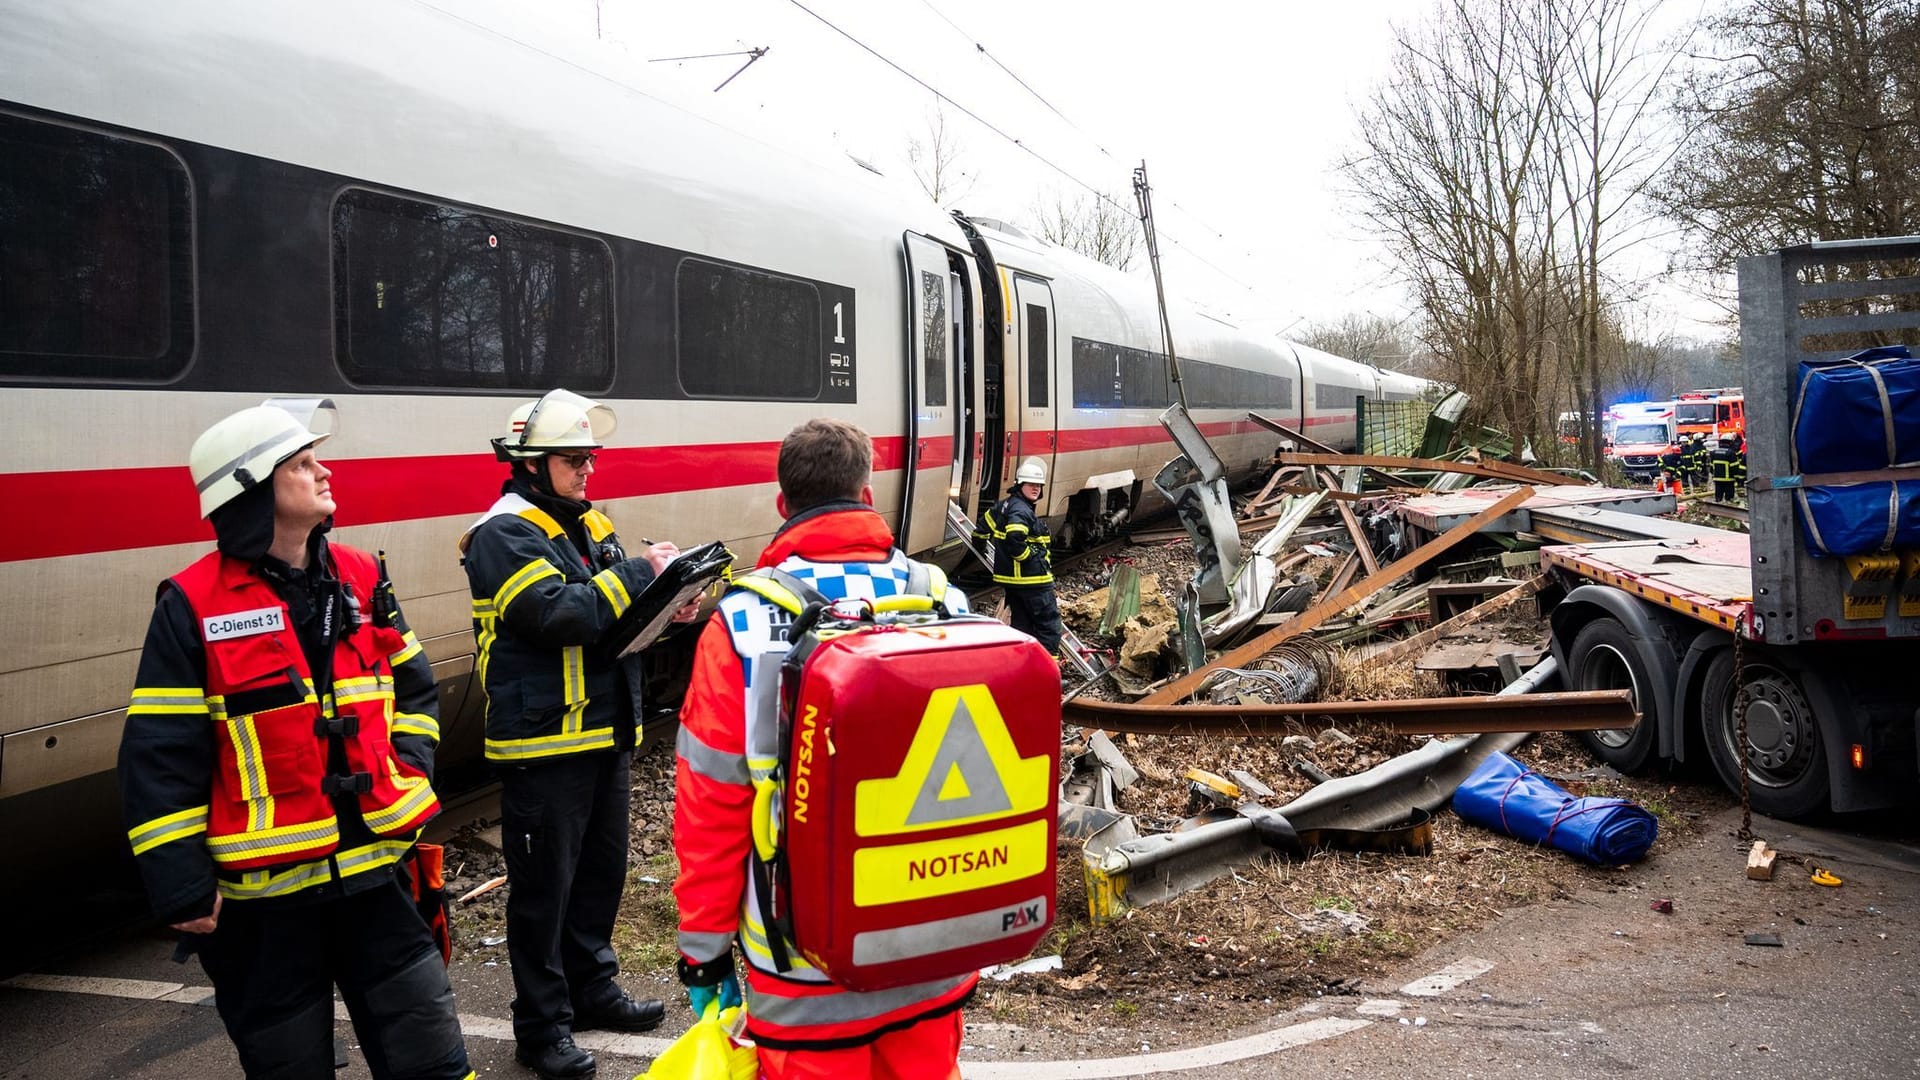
[196,876,470,1079]
[1005,585,1064,654]
[500,748,631,1046]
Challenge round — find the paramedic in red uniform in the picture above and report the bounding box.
[460,389,684,1080]
[118,401,472,1079]
[673,418,977,1079]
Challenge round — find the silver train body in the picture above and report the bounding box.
[0,1,1441,879]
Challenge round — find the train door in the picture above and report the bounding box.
[1006,274,1057,515]
[901,233,965,553]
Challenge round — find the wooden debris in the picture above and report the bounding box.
[1138,486,1535,706]
[1369,576,1547,667]
[1746,840,1778,881]
[458,874,509,904]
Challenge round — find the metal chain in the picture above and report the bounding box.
[1734,631,1753,843]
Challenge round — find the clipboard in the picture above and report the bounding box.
[599,541,735,659]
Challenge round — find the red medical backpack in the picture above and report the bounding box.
[750,572,1061,992]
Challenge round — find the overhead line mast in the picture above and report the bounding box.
[1134,162,1187,409]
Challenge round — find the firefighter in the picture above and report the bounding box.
[1732,434,1749,501]
[1658,445,1683,493]
[460,389,682,1080]
[973,456,1064,653]
[1712,436,1738,501]
[673,418,975,1077]
[1685,434,1709,491]
[119,402,472,1079]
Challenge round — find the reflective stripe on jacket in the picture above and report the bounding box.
[461,492,655,762]
[973,491,1053,586]
[673,505,977,1049]
[121,541,444,916]
[170,548,439,870]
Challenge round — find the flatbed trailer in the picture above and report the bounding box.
[1541,239,1919,819]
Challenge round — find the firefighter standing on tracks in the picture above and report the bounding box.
[1684,433,1709,492]
[1712,435,1739,502]
[672,418,977,1077]
[974,456,1064,654]
[460,389,686,1080]
[119,401,472,1080]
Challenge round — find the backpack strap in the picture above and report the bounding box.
[730,566,831,615]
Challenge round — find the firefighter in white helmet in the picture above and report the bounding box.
[973,455,1063,653]
[119,400,472,1078]
[460,389,687,1079]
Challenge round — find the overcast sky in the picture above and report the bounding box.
[430,0,1721,344]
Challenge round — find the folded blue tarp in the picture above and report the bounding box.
[1452,752,1658,865]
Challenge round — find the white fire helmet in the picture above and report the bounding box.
[1015,456,1048,486]
[492,389,616,461]
[188,398,337,518]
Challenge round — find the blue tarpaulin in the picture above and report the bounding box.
[1452,752,1658,865]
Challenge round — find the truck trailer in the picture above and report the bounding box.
[1544,238,1918,818]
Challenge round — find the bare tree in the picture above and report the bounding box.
[906,105,975,208]
[1660,0,1920,282]
[1299,312,1422,367]
[1028,188,1139,271]
[1341,0,1564,449]
[1549,0,1672,472]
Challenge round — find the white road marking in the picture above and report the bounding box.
[3,974,190,1001]
[958,1017,1373,1079]
[6,956,1500,1076]
[1398,957,1495,997]
[450,1012,677,1057]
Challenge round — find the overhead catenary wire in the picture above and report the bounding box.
[911,0,1241,259]
[784,0,1258,294]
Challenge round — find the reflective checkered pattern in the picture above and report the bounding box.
[721,552,970,690]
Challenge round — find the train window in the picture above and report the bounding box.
[1315,382,1363,410]
[676,259,823,400]
[333,189,612,390]
[0,113,193,381]
[1026,304,1049,407]
[920,269,947,406]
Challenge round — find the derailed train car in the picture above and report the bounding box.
[0,0,1440,884]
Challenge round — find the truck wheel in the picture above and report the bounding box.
[1568,617,1658,771]
[1699,651,1829,819]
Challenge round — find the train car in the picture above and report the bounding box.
[0,0,1442,886]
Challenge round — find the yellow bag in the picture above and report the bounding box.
[638,1004,757,1080]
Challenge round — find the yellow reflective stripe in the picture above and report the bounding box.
[739,906,816,970]
[226,716,275,832]
[128,687,209,715]
[332,685,394,708]
[592,567,632,617]
[216,837,412,900]
[392,711,440,740]
[515,506,566,539]
[471,599,496,618]
[495,559,561,616]
[206,816,341,865]
[582,509,616,542]
[128,805,209,855]
[732,576,805,614]
[925,564,950,601]
[389,630,423,666]
[484,726,618,762]
[561,646,587,734]
[361,775,437,835]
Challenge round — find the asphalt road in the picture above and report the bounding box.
[3,807,1915,1079]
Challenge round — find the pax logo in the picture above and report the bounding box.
[1000,902,1043,932]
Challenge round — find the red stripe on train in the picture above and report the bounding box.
[0,417,1327,563]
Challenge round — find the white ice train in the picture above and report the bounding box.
[0,0,1441,882]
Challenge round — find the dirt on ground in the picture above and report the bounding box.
[435,522,1733,1055]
